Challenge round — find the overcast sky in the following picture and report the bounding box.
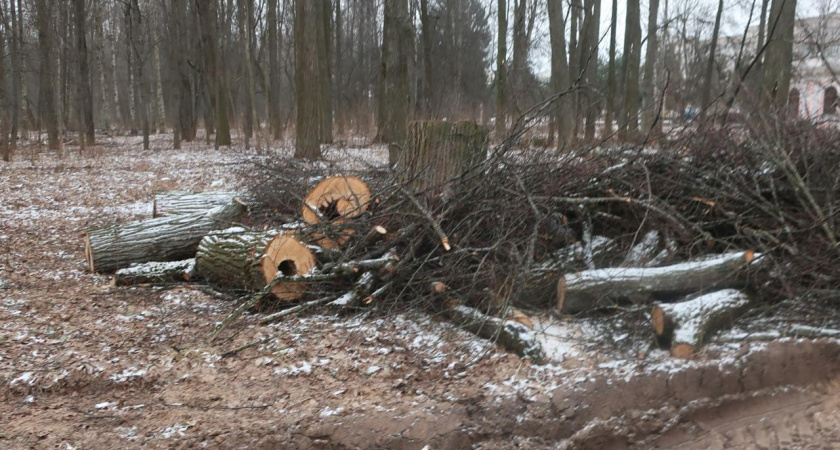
[504,0,831,76]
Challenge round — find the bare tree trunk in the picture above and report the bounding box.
[295,0,321,159]
[641,0,661,132]
[419,0,433,119]
[267,0,282,140]
[74,0,95,147]
[9,0,20,150]
[196,0,230,147]
[128,0,149,150]
[36,0,61,152]
[378,0,410,164]
[604,0,618,137]
[762,0,796,110]
[700,0,724,118]
[620,0,641,140]
[0,5,7,161]
[317,0,333,144]
[581,0,601,141]
[238,0,254,149]
[548,0,573,150]
[496,0,508,138]
[511,0,527,117]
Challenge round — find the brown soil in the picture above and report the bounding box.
[1,136,839,449]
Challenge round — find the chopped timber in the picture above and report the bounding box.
[195,228,316,301]
[152,191,248,217]
[651,289,751,358]
[621,230,661,267]
[112,259,197,286]
[302,175,372,249]
[558,251,761,314]
[446,304,546,364]
[398,121,489,201]
[301,175,371,225]
[84,200,248,273]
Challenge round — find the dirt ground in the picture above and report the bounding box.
[2,135,839,449]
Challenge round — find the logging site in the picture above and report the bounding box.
[3,0,840,448]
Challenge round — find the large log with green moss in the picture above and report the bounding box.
[398,121,489,200]
[195,228,316,301]
[84,200,248,273]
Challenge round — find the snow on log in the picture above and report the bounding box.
[515,236,615,308]
[152,191,249,217]
[112,259,197,286]
[621,230,661,267]
[446,304,546,364]
[195,228,316,301]
[651,289,751,358]
[84,200,248,273]
[557,251,761,314]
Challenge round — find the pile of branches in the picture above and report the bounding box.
[84,116,840,362]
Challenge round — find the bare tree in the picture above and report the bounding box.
[378,0,410,164]
[419,0,434,118]
[196,0,231,147]
[762,0,797,110]
[268,0,282,140]
[496,0,508,137]
[295,0,321,159]
[621,0,642,139]
[548,0,574,149]
[642,0,661,132]
[604,0,618,137]
[75,0,95,147]
[700,0,724,118]
[36,0,61,152]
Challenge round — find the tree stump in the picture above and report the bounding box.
[398,121,489,201]
[195,228,316,301]
[84,200,248,273]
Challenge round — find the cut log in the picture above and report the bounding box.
[84,200,248,273]
[152,191,248,217]
[651,289,751,358]
[558,251,761,314]
[514,236,615,308]
[621,230,661,267]
[398,120,489,201]
[301,175,371,225]
[302,175,371,248]
[112,259,197,286]
[195,228,316,301]
[446,304,546,364]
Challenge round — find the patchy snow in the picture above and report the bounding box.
[109,367,149,383]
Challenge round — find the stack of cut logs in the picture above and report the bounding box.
[83,120,766,363]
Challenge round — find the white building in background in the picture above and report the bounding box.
[785,14,840,118]
[717,13,840,119]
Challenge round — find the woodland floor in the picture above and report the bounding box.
[1,134,840,449]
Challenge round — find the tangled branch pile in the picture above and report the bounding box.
[85,119,840,362]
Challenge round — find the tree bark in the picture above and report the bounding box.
[84,200,248,273]
[113,259,198,286]
[317,0,333,144]
[604,0,618,137]
[419,0,433,118]
[378,0,410,164]
[511,0,527,117]
[651,289,751,358]
[547,0,574,150]
[496,0,508,139]
[398,121,489,202]
[558,251,761,314]
[762,0,797,110]
[295,0,322,159]
[620,0,642,139]
[238,0,255,149]
[196,229,316,301]
[700,0,724,117]
[196,0,231,148]
[153,191,249,217]
[74,0,95,147]
[641,0,661,132]
[445,304,546,363]
[9,0,20,150]
[267,0,282,140]
[36,0,61,152]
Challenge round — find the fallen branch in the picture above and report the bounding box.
[112,259,197,286]
[444,304,546,364]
